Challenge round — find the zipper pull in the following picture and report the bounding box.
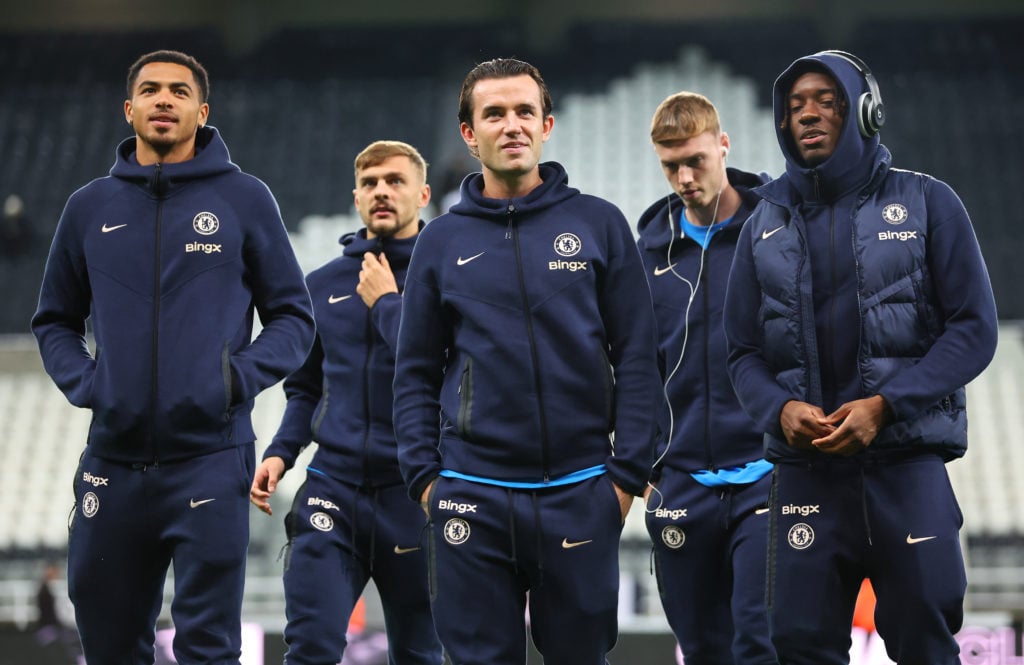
[151,162,165,197]
[505,202,516,240]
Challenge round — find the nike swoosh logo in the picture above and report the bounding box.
[457,252,485,266]
[394,545,421,555]
[102,223,128,233]
[189,498,216,508]
[761,225,784,240]
[653,264,676,277]
[755,508,770,515]
[328,295,352,304]
[906,534,937,544]
[561,538,593,549]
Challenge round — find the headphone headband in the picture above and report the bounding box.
[815,49,885,137]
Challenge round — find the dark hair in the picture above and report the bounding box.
[457,58,552,127]
[127,50,210,103]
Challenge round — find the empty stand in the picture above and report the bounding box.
[547,45,784,225]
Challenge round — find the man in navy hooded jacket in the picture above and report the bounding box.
[637,91,775,665]
[393,58,661,665]
[724,51,997,664]
[250,140,442,665]
[32,50,314,664]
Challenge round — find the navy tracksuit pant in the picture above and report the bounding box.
[281,473,442,665]
[426,474,624,665]
[768,453,965,665]
[646,469,776,664]
[69,445,254,665]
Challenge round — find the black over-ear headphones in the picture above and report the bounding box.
[816,50,885,138]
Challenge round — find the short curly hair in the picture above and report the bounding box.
[127,50,209,103]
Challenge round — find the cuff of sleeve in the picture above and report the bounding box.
[262,441,298,470]
[605,466,648,497]
[411,473,440,505]
[369,291,401,313]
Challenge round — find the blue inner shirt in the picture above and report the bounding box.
[679,211,732,249]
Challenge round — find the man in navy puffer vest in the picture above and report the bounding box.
[724,50,997,665]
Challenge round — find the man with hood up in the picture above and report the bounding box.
[636,91,776,665]
[724,50,997,664]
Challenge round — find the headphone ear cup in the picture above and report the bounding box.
[869,98,885,134]
[856,92,872,138]
[857,91,886,137]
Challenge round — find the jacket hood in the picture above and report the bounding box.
[110,126,241,193]
[637,168,768,251]
[773,52,884,202]
[339,221,424,263]
[449,161,579,220]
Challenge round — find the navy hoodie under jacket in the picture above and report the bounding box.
[636,168,769,474]
[264,226,421,488]
[393,162,661,502]
[724,53,998,463]
[33,126,315,463]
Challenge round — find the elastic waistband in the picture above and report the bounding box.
[439,464,607,489]
[776,449,944,470]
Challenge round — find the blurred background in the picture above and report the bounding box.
[1,0,1022,662]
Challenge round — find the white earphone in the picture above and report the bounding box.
[647,143,731,510]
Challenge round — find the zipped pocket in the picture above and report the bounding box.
[456,357,474,438]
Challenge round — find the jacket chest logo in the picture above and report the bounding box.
[882,203,908,225]
[553,233,581,257]
[193,211,220,235]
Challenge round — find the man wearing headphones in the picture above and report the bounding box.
[724,51,997,664]
[636,92,775,665]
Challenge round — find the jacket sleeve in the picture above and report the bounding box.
[263,335,324,470]
[600,212,661,496]
[724,213,796,438]
[875,178,998,418]
[392,237,445,502]
[31,194,96,408]
[369,292,402,355]
[229,182,315,405]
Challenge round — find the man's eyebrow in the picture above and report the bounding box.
[480,101,538,114]
[790,86,838,99]
[360,171,404,184]
[136,79,194,91]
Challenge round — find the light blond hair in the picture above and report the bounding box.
[650,92,721,145]
[353,140,428,182]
